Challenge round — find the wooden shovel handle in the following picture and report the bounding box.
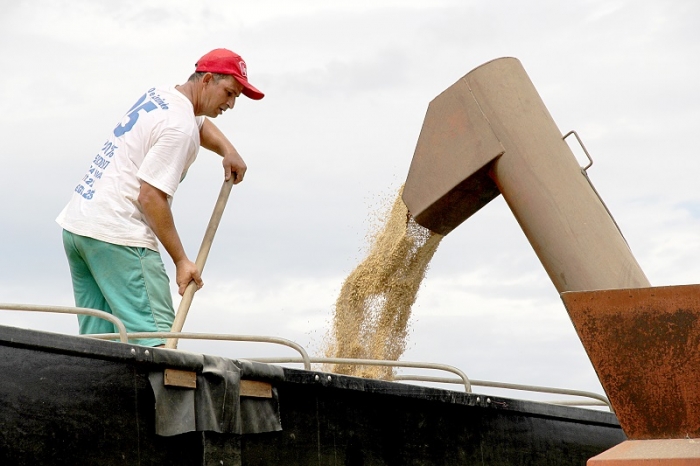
[165,178,234,349]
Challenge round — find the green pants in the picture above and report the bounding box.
[62,229,175,346]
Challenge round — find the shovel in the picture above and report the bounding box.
[165,177,234,349]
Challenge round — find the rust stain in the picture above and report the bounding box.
[561,284,700,440]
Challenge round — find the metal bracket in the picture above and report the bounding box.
[563,130,593,171]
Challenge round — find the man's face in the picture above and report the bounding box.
[200,74,244,118]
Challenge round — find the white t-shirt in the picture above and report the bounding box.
[57,86,205,251]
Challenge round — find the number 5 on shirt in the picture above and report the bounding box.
[114,94,158,137]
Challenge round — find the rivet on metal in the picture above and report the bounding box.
[327,376,332,382]
[315,375,320,381]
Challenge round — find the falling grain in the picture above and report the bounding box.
[325,186,443,379]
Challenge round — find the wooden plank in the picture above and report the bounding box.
[240,380,272,398]
[163,369,197,389]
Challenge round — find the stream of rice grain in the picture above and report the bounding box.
[324,186,443,379]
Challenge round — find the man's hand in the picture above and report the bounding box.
[139,182,200,295]
[223,149,247,184]
[175,258,204,296]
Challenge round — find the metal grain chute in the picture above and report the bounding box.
[403,57,700,461]
[403,57,649,293]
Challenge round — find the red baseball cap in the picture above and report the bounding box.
[195,48,264,100]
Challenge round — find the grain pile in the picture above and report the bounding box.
[325,186,443,379]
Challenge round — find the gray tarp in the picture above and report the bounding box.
[148,351,283,437]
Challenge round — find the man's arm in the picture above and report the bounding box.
[138,181,203,296]
[200,118,247,183]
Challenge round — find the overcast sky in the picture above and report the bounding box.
[1,0,699,405]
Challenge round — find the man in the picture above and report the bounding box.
[56,48,264,346]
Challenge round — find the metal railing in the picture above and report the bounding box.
[89,331,312,370]
[0,303,612,410]
[0,303,128,343]
[250,356,472,392]
[393,375,612,411]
